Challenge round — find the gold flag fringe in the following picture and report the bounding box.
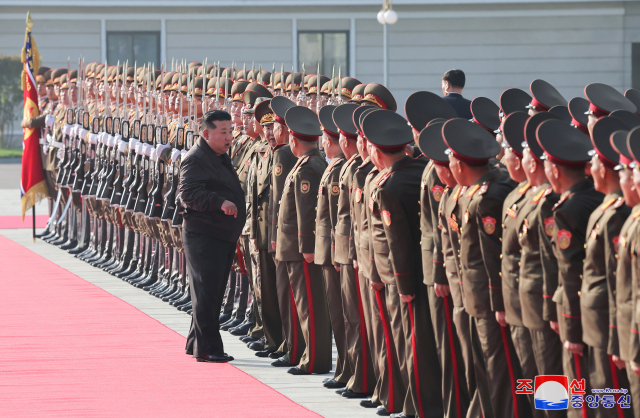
[21,180,49,221]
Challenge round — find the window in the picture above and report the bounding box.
[107,31,160,68]
[298,31,348,77]
[633,43,640,90]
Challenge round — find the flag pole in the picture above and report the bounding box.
[32,206,36,242]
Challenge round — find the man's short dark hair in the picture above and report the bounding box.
[442,69,466,89]
[202,110,232,131]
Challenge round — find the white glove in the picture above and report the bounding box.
[45,115,55,128]
[118,140,128,154]
[129,138,139,151]
[89,133,99,145]
[149,149,157,162]
[170,149,181,165]
[63,123,72,136]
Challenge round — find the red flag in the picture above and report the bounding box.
[20,12,48,219]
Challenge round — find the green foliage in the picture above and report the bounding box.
[0,148,22,158]
[0,55,23,149]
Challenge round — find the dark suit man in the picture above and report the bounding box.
[441,69,472,120]
[180,110,246,363]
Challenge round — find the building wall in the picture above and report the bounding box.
[0,1,636,114]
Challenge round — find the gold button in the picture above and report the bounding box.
[502,224,505,228]
[418,212,421,216]
[614,290,617,295]
[499,272,502,277]
[313,231,315,234]
[499,237,503,242]
[579,275,583,280]
[419,241,422,245]
[258,217,262,221]
[500,254,503,259]
[578,291,582,297]
[258,206,262,210]
[615,254,619,259]
[518,262,521,267]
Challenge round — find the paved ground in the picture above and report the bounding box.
[0,162,49,216]
[0,160,22,189]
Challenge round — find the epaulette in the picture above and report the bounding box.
[233,128,243,139]
[633,208,640,219]
[357,157,371,170]
[452,186,463,202]
[240,135,249,145]
[552,192,574,211]
[327,157,345,171]
[376,170,392,187]
[256,144,268,153]
[613,197,625,209]
[517,182,531,195]
[467,184,481,198]
[530,186,550,204]
[427,160,434,169]
[479,181,490,195]
[600,197,618,212]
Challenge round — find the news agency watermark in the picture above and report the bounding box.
[516,376,631,410]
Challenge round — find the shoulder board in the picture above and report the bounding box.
[479,181,490,195]
[600,197,618,212]
[233,129,242,139]
[357,157,371,170]
[299,155,310,166]
[531,187,547,204]
[376,170,392,187]
[427,160,434,169]
[467,184,481,198]
[613,197,625,209]
[552,192,574,211]
[330,157,345,170]
[240,135,249,145]
[452,186,463,202]
[346,153,359,165]
[257,145,268,153]
[544,186,553,197]
[517,182,531,195]
[633,208,640,219]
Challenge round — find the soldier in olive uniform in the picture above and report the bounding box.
[537,119,604,418]
[443,118,530,418]
[314,104,349,387]
[276,106,332,376]
[582,116,633,418]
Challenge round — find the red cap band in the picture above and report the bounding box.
[544,152,587,169]
[433,159,449,167]
[322,128,339,139]
[619,154,633,166]
[291,130,319,142]
[339,129,357,140]
[275,115,286,126]
[570,119,589,135]
[363,94,388,110]
[529,97,550,112]
[589,102,609,119]
[450,149,490,166]
[472,116,497,137]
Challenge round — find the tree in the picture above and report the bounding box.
[0,55,24,149]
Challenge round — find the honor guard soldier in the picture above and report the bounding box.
[582,116,633,418]
[276,105,332,376]
[362,83,397,111]
[442,118,528,418]
[526,79,567,116]
[499,110,544,418]
[407,90,471,418]
[332,103,377,398]
[618,128,640,408]
[315,103,350,387]
[363,109,442,418]
[268,96,305,369]
[350,84,366,104]
[537,119,603,418]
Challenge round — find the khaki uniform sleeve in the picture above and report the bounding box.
[477,197,505,312]
[606,212,626,356]
[295,164,321,254]
[433,198,448,285]
[539,200,559,322]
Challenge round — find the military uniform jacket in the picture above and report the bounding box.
[236,137,261,193]
[369,155,427,296]
[268,144,298,253]
[314,153,345,266]
[458,168,516,319]
[334,153,362,265]
[581,190,629,351]
[243,139,267,235]
[501,181,533,327]
[250,142,274,250]
[439,185,465,308]
[276,149,328,262]
[356,162,378,279]
[551,179,603,344]
[517,182,560,331]
[615,205,640,361]
[420,160,448,286]
[231,129,248,169]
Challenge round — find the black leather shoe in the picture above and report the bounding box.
[248,340,265,351]
[376,407,391,416]
[287,367,309,375]
[268,350,284,359]
[219,312,232,324]
[240,335,258,343]
[186,349,193,356]
[323,378,347,389]
[220,317,243,331]
[255,349,275,358]
[229,322,252,336]
[360,399,381,408]
[270,357,291,367]
[390,414,414,418]
[196,353,234,363]
[342,390,369,399]
[335,387,348,395]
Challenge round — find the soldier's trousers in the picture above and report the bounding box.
[341,264,376,394]
[511,325,544,418]
[287,260,332,374]
[587,345,633,418]
[323,265,351,383]
[257,249,283,352]
[273,255,304,365]
[398,283,444,418]
[562,346,594,418]
[373,285,408,414]
[625,362,640,418]
[470,316,532,418]
[529,326,566,418]
[358,268,382,403]
[427,286,470,418]
[453,307,484,418]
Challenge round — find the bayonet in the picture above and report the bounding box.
[317,63,321,97]
[280,63,284,96]
[259,63,262,85]
[300,62,306,104]
[330,65,335,105]
[271,62,275,91]
[215,65,220,110]
[338,65,343,105]
[291,64,295,98]
[202,57,207,115]
[251,61,255,82]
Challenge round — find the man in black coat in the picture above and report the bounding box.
[441,69,472,120]
[180,110,247,363]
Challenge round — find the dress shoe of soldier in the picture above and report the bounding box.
[323,379,346,389]
[255,349,275,358]
[268,350,284,359]
[240,335,258,343]
[186,349,193,356]
[220,317,243,331]
[287,367,310,376]
[248,340,265,351]
[196,353,234,363]
[360,399,381,408]
[335,387,348,395]
[229,321,253,336]
[271,357,291,367]
[376,407,391,416]
[390,414,414,418]
[342,390,369,399]
[219,312,232,324]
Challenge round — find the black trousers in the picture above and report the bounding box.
[184,229,236,357]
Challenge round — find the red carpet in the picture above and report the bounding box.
[0,235,319,418]
[0,214,48,229]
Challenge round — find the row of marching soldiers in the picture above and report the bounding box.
[24,56,640,418]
